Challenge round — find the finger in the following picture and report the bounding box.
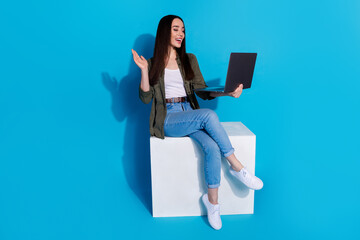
[132,52,137,60]
[131,49,139,60]
[135,54,142,62]
[131,50,138,59]
[132,54,139,64]
[132,54,137,63]
[133,53,141,63]
[132,54,140,64]
[140,56,147,63]
[134,51,140,58]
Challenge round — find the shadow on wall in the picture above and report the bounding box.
[101,34,221,215]
[102,34,155,215]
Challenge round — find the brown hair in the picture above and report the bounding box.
[149,15,194,86]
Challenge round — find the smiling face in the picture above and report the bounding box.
[169,18,185,49]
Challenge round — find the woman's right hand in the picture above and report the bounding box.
[132,49,150,92]
[131,49,148,72]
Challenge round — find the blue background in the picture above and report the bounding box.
[1,0,359,239]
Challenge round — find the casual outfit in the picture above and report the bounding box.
[139,53,214,139]
[139,53,234,188]
[138,53,263,230]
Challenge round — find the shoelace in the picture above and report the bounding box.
[241,169,253,184]
[209,204,220,216]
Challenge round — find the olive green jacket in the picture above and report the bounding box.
[139,53,214,139]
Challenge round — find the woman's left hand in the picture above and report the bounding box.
[228,84,243,98]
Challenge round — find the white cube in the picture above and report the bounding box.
[150,122,256,217]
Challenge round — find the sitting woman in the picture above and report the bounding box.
[131,14,263,230]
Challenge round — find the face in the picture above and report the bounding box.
[170,18,185,49]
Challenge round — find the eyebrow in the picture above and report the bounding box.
[172,25,185,29]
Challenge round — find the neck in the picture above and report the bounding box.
[168,46,177,60]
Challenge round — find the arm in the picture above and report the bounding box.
[140,68,150,92]
[138,61,153,104]
[132,49,153,104]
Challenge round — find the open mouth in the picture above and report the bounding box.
[176,38,182,44]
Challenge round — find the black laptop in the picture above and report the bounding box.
[194,53,257,93]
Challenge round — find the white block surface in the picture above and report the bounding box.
[150,122,256,217]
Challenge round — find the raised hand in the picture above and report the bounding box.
[228,84,243,98]
[131,49,148,71]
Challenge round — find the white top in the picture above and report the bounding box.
[164,68,187,99]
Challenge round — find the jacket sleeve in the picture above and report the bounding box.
[188,53,215,100]
[139,85,153,104]
[139,58,154,104]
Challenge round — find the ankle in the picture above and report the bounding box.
[208,196,218,205]
[231,165,243,172]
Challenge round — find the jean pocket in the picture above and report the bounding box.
[166,103,175,112]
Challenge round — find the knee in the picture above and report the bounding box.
[202,109,219,123]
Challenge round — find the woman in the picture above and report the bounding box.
[131,15,263,230]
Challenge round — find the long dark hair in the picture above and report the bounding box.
[149,15,194,86]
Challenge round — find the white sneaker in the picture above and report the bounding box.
[230,167,263,190]
[201,194,222,230]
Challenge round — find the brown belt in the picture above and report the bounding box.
[165,97,188,103]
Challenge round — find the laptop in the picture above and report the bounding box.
[194,52,257,93]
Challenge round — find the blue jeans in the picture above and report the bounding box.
[164,101,234,188]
